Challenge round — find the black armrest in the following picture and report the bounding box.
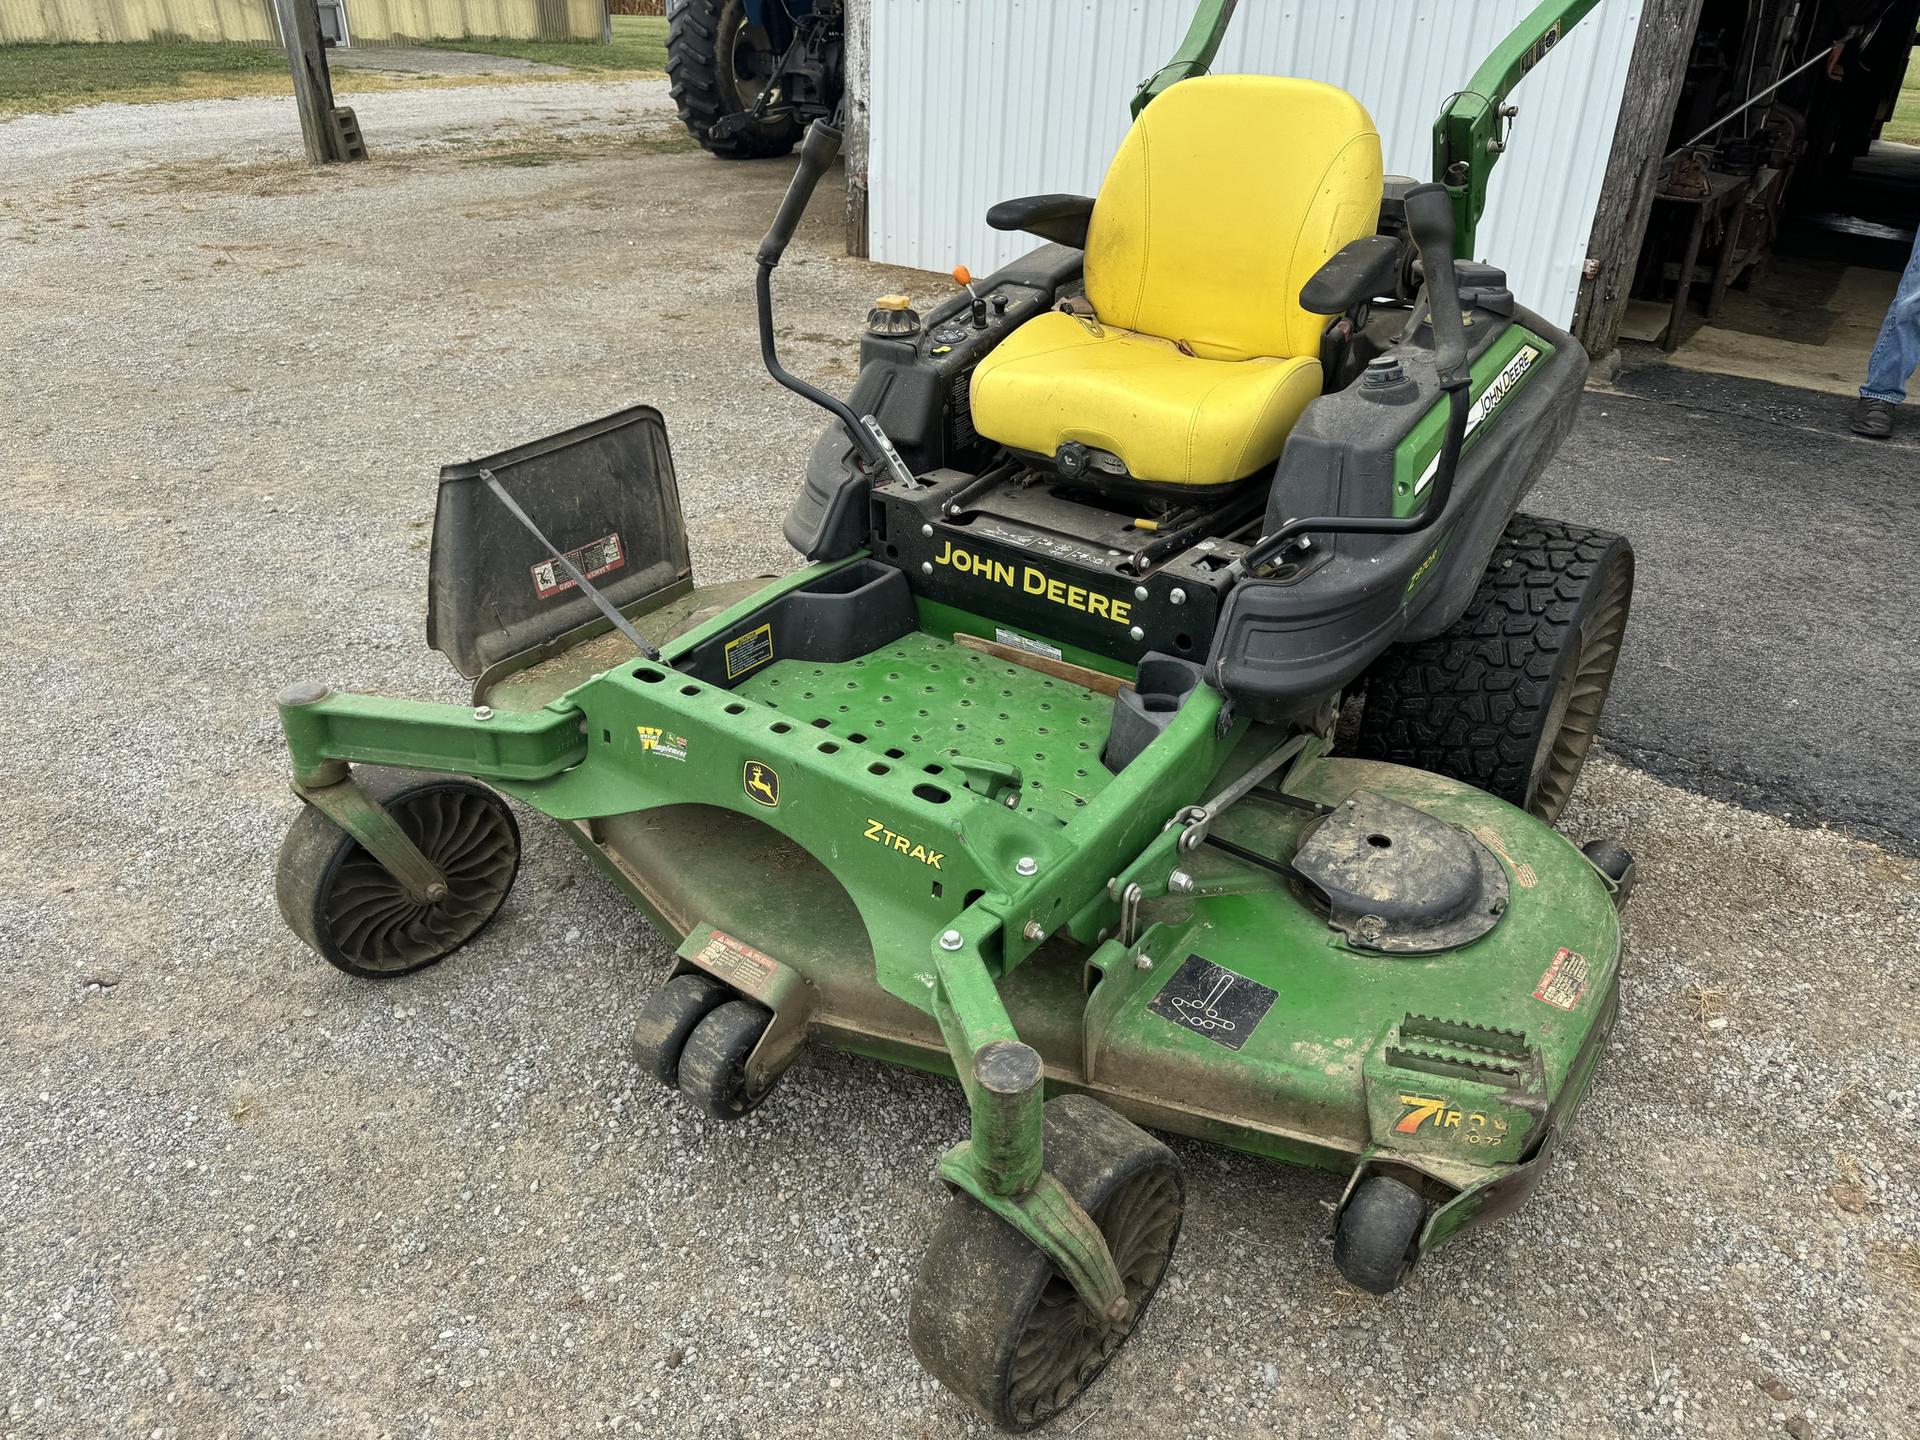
[986,194,1096,250]
[1299,234,1404,314]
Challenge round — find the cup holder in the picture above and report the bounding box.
[1102,653,1207,772]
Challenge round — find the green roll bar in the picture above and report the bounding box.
[1433,0,1607,255]
[1133,0,1605,256]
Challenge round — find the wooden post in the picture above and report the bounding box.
[1571,0,1708,357]
[273,0,342,164]
[842,0,870,258]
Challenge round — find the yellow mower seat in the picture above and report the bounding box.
[970,75,1383,490]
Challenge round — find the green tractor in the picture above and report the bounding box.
[665,0,843,159]
[274,0,1634,1427]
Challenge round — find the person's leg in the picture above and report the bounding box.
[1860,231,1920,405]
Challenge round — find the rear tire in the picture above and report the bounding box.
[666,0,804,159]
[1354,516,1634,825]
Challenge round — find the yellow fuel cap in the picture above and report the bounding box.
[875,293,912,311]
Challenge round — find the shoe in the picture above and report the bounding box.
[1851,397,1894,438]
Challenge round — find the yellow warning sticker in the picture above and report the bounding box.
[725,623,774,679]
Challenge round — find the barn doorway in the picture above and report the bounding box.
[1614,0,1918,398]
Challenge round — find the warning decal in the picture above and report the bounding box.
[530,532,625,599]
[1533,948,1590,1010]
[724,623,774,679]
[695,930,778,998]
[994,627,1063,661]
[1147,954,1277,1052]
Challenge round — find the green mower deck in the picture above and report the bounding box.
[280,562,1624,1266]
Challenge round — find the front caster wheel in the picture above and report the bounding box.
[630,972,733,1087]
[676,998,774,1121]
[909,1095,1183,1431]
[1333,1174,1428,1294]
[275,769,521,980]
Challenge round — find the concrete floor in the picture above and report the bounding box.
[1617,140,1919,398]
[1620,260,1902,397]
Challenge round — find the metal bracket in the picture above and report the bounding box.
[673,924,818,1093]
[293,771,447,905]
[950,754,1025,805]
[1116,881,1145,947]
[937,1143,1130,1323]
[1175,733,1312,853]
[859,415,919,488]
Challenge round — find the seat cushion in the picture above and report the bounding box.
[968,309,1323,488]
[1086,76,1383,363]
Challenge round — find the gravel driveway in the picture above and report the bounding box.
[3,86,1916,1440]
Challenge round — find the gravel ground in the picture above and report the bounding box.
[324,49,573,79]
[0,77,678,189]
[3,89,1917,1440]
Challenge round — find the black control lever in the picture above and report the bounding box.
[755,117,915,487]
[1405,182,1472,391]
[1235,182,1472,576]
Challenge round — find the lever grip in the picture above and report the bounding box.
[1403,182,1470,388]
[756,119,843,267]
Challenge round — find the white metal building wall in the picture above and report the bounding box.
[867,0,1643,328]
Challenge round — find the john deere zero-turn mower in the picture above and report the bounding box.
[274,0,1635,1426]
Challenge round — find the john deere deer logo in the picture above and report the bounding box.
[743,760,780,807]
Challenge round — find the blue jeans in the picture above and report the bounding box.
[1862,228,1920,405]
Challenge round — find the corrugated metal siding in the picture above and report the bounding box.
[0,0,279,44]
[0,0,602,45]
[868,0,1643,328]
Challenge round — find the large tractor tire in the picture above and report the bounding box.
[667,0,804,159]
[1353,516,1634,826]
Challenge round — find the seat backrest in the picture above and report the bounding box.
[1085,75,1383,363]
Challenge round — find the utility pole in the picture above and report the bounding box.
[272,0,365,164]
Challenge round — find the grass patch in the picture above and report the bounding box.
[434,14,666,73]
[0,17,665,116]
[0,41,289,114]
[1887,45,1920,146]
